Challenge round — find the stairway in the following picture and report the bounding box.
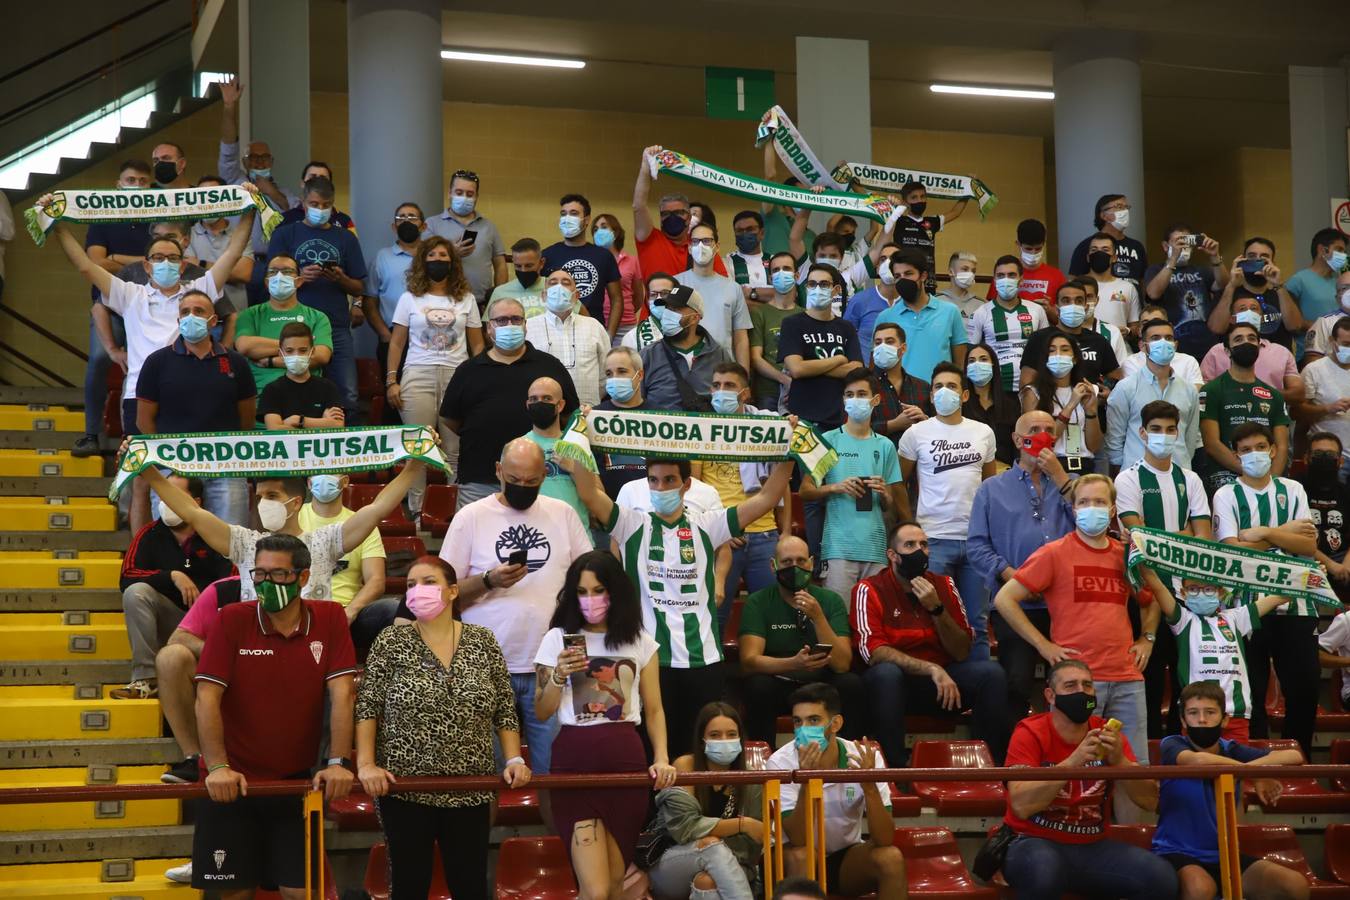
[0,388,197,898]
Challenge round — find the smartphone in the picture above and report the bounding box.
[1239,258,1266,277]
[810,643,834,657]
[1096,718,1123,759]
[508,549,528,567]
[563,633,587,655]
[462,229,479,245]
[854,490,873,513]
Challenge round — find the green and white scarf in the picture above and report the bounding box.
[755,105,849,190]
[1126,526,1339,612]
[831,161,999,220]
[110,426,449,499]
[647,147,898,225]
[26,185,283,246]
[555,407,838,483]
[631,317,662,351]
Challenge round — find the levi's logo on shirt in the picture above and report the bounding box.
[1072,565,1126,603]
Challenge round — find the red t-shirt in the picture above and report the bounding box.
[1013,532,1143,682]
[1003,713,1136,843]
[987,263,1066,308]
[194,600,357,779]
[635,229,728,287]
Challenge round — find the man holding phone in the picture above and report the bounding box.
[427,169,508,306]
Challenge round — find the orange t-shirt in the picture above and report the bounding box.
[1013,531,1143,682]
[635,230,728,287]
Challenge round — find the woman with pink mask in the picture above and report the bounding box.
[534,550,676,900]
[356,556,529,900]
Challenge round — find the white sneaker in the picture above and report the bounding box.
[165,861,192,883]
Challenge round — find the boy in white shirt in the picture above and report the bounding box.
[1085,232,1141,338]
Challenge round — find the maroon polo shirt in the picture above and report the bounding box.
[194,599,356,779]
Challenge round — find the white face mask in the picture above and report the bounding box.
[257,497,293,532]
[159,504,184,528]
[878,261,897,285]
[1111,208,1130,230]
[952,270,976,289]
[690,243,715,266]
[1020,248,1042,268]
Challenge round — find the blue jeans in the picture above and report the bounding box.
[84,312,126,435]
[802,499,825,572]
[151,479,250,527]
[719,530,778,628]
[503,672,561,775]
[326,323,358,421]
[456,482,497,512]
[1003,835,1177,899]
[862,656,1012,767]
[927,537,990,660]
[1094,678,1148,764]
[647,838,755,900]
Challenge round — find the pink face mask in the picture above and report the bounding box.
[578,593,610,624]
[406,583,448,621]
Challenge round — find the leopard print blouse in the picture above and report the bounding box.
[355,622,520,807]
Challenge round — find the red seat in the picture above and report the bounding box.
[1332,740,1350,792]
[421,484,458,537]
[722,597,744,659]
[364,841,451,899]
[382,535,429,595]
[328,792,378,830]
[103,365,125,439]
[1239,824,1350,898]
[1266,672,1286,731]
[356,357,386,424]
[497,788,544,827]
[345,483,416,536]
[892,826,1000,898]
[1241,740,1342,813]
[1328,824,1350,887]
[495,836,577,900]
[910,741,1005,816]
[1105,823,1155,849]
[790,492,805,539]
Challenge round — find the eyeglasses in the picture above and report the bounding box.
[648,290,671,302]
[249,567,301,583]
[266,268,299,277]
[393,214,423,223]
[662,209,691,219]
[688,237,716,248]
[148,253,183,264]
[490,315,526,327]
[451,169,479,183]
[804,279,834,290]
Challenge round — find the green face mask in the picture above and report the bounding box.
[256,579,301,613]
[775,564,813,593]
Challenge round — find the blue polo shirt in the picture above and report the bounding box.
[135,337,256,433]
[366,244,414,328]
[873,295,968,381]
[1152,734,1267,863]
[844,286,899,364]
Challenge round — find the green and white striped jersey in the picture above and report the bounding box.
[1168,602,1258,718]
[1214,476,1315,616]
[1115,459,1210,532]
[970,300,1048,391]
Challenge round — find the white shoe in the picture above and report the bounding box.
[165,861,192,883]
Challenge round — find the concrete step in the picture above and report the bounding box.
[0,825,193,865]
[0,589,125,613]
[0,432,82,450]
[0,697,159,742]
[0,738,180,769]
[0,555,121,589]
[0,406,84,433]
[0,499,116,532]
[0,660,133,687]
[0,387,84,407]
[0,623,130,661]
[0,450,103,479]
[0,857,194,899]
[0,478,112,498]
[0,766,179,833]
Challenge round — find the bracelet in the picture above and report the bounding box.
[482,569,494,590]
[1084,413,1097,419]
[208,763,231,773]
[504,756,525,768]
[551,669,567,686]
[386,374,398,385]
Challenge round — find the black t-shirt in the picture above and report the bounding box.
[256,375,343,422]
[1020,325,1120,385]
[1141,263,1218,359]
[894,214,943,289]
[776,312,861,429]
[540,241,622,321]
[595,397,651,498]
[439,345,580,484]
[1069,233,1149,283]
[1303,473,1350,559]
[1246,288,1295,350]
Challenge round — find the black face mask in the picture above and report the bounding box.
[839,233,856,250]
[1087,251,1112,274]
[1187,724,1223,749]
[502,481,540,511]
[908,201,927,217]
[893,549,928,580]
[153,160,179,184]
[1053,691,1096,724]
[1229,343,1260,369]
[896,278,920,304]
[661,213,687,238]
[516,269,540,288]
[527,401,558,429]
[396,221,421,243]
[776,565,813,593]
[1309,453,1340,479]
[424,260,451,283]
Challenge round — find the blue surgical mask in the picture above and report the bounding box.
[594,227,615,249]
[704,739,742,766]
[932,386,961,417]
[305,205,331,227]
[494,324,525,351]
[1147,338,1177,366]
[659,306,687,337]
[559,214,583,239]
[966,361,994,387]
[1144,432,1176,459]
[844,396,873,423]
[1329,250,1347,272]
[1337,346,1350,365]
[1046,354,1074,378]
[1240,450,1272,478]
[151,260,180,288]
[871,343,899,371]
[268,272,297,300]
[178,314,209,343]
[310,474,343,503]
[1057,305,1086,328]
[248,168,272,180]
[815,256,839,268]
[1234,309,1263,329]
[449,195,475,216]
[772,270,797,294]
[651,487,683,517]
[805,286,833,309]
[1075,506,1110,537]
[994,276,1019,301]
[711,390,741,414]
[794,724,828,751]
[545,284,573,315]
[606,377,635,403]
[1183,587,1222,616]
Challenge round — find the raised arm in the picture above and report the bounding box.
[1137,564,1177,621]
[632,146,659,242]
[341,462,420,553]
[208,206,256,290]
[139,466,233,555]
[733,459,794,530]
[559,453,617,530]
[788,207,810,262]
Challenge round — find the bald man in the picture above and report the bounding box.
[526,269,611,406]
[438,437,592,774]
[967,410,1075,714]
[736,534,865,745]
[522,376,593,544]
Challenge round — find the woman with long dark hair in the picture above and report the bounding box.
[646,702,763,900]
[534,550,676,900]
[593,213,645,346]
[963,342,1020,466]
[356,556,528,900]
[1019,332,1101,473]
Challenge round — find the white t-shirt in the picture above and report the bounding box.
[1122,349,1203,387]
[534,627,659,726]
[104,272,219,400]
[723,252,767,287]
[768,738,892,854]
[1092,278,1140,330]
[676,269,751,354]
[896,417,996,539]
[442,493,593,672]
[227,523,345,602]
[392,290,480,369]
[615,477,724,515]
[1318,613,1350,704]
[1306,311,1347,358]
[525,311,611,407]
[1301,356,1350,457]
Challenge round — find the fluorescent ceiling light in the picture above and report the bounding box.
[930,83,1054,100]
[440,49,585,69]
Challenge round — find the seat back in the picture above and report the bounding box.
[496,836,577,899]
[911,739,995,770]
[422,483,458,536]
[364,842,390,900]
[1237,824,1317,880]
[1327,824,1350,887]
[382,535,429,594]
[892,827,989,894]
[1106,824,1155,850]
[1331,740,1350,793]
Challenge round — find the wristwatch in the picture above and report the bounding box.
[1143,632,1156,643]
[750,288,760,302]
[325,756,352,768]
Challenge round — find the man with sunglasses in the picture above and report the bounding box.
[427,169,507,306]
